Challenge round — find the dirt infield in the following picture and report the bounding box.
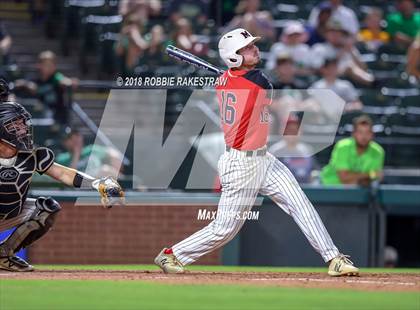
[1,270,419,292]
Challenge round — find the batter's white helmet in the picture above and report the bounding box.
[218,28,261,68]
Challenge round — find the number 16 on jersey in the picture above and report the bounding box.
[220,90,236,125]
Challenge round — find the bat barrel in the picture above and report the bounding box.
[166,45,225,75]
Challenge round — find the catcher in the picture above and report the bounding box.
[0,80,124,272]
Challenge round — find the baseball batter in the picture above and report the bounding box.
[155,29,359,276]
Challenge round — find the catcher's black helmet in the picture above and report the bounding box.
[0,101,33,151]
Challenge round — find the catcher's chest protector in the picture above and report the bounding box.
[0,147,54,220]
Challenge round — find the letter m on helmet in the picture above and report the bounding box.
[240,31,251,39]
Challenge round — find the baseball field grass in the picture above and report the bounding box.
[1,265,419,310]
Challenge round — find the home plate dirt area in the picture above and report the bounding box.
[1,270,419,292]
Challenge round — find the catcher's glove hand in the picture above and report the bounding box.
[92,176,125,208]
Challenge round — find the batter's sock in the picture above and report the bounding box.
[164,248,173,255]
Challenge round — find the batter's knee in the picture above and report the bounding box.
[210,219,243,241]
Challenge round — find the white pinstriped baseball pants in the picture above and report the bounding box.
[173,148,340,265]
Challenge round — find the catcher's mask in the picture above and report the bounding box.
[0,101,33,151]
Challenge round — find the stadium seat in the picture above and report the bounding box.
[379,77,415,89]
[388,112,420,137]
[60,0,106,55]
[360,89,394,106]
[381,87,420,99]
[378,44,407,56]
[79,14,122,74]
[400,96,420,108]
[387,143,420,167]
[367,59,404,72]
[274,3,311,20]
[96,22,121,76]
[355,42,371,54]
[45,0,64,38]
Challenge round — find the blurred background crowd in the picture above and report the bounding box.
[0,0,419,188]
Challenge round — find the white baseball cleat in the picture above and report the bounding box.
[154,248,185,274]
[328,254,359,276]
[0,255,34,272]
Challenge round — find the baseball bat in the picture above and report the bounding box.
[165,45,225,75]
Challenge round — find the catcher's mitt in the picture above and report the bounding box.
[92,176,125,208]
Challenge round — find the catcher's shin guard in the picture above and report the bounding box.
[0,197,61,257]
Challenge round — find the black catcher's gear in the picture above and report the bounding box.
[0,101,33,151]
[0,255,34,272]
[0,197,61,258]
[0,147,55,220]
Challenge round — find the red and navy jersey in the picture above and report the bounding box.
[0,147,54,220]
[216,69,273,150]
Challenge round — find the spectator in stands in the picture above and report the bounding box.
[406,31,420,79]
[320,115,384,186]
[358,8,390,52]
[265,21,311,73]
[115,15,149,75]
[386,0,420,48]
[306,2,333,46]
[147,25,165,53]
[169,18,207,56]
[167,0,211,31]
[142,25,169,68]
[56,128,122,177]
[311,19,374,85]
[308,0,359,37]
[311,57,363,112]
[31,0,47,24]
[271,53,307,90]
[0,20,12,65]
[119,0,162,26]
[14,50,77,126]
[269,115,318,184]
[269,55,310,135]
[213,0,240,26]
[225,0,275,41]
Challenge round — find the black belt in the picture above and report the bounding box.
[226,146,267,157]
